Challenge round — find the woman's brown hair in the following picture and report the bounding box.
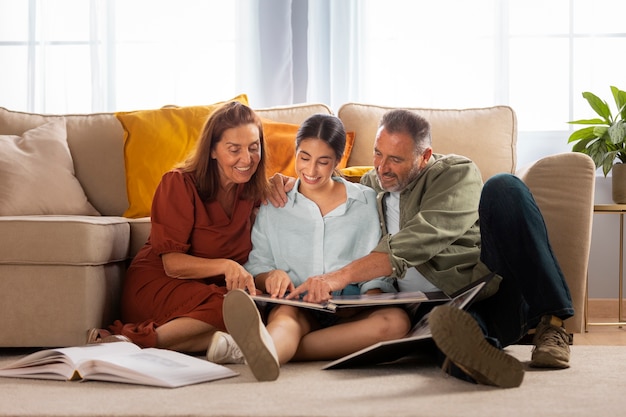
[178,101,268,202]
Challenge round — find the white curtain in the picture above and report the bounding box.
[237,0,362,110]
[306,0,362,110]
[2,0,625,131]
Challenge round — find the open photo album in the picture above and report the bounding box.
[322,273,494,369]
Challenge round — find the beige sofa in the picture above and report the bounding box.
[0,102,595,347]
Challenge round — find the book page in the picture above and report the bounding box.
[251,294,336,312]
[0,343,139,381]
[331,290,444,306]
[76,348,238,388]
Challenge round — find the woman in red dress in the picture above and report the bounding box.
[91,101,268,355]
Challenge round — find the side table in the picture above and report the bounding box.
[586,204,626,330]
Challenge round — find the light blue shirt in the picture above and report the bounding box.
[245,177,396,295]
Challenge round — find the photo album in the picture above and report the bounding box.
[251,288,451,313]
[322,272,495,369]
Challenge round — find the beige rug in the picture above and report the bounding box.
[0,345,624,417]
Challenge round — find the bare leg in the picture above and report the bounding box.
[292,307,410,361]
[265,305,313,365]
[155,317,218,352]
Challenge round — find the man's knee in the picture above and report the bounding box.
[483,173,526,197]
[481,173,532,210]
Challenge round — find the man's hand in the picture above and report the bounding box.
[265,173,296,208]
[286,270,351,303]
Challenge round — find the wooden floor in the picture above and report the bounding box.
[575,298,626,345]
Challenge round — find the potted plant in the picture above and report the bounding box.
[568,86,626,203]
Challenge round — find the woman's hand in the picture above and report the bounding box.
[286,270,351,303]
[162,253,258,294]
[265,173,296,208]
[223,260,257,295]
[263,270,295,298]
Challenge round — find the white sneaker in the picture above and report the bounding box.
[223,289,280,381]
[206,331,245,364]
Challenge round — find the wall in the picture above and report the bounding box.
[588,177,623,298]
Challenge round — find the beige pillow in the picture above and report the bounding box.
[0,119,100,216]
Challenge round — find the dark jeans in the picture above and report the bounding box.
[468,173,574,348]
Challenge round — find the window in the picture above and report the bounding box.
[360,0,626,132]
[1,0,625,141]
[0,0,237,113]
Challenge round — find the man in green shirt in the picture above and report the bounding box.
[286,109,573,388]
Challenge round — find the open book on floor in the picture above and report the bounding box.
[0,341,238,388]
[322,272,495,370]
[251,289,451,313]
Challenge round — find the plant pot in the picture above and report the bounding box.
[612,163,626,204]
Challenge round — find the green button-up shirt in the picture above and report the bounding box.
[361,153,501,299]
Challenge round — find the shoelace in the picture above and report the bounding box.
[224,339,244,361]
[537,326,569,347]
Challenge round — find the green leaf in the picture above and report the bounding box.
[583,91,612,122]
[609,121,626,144]
[593,126,609,139]
[610,86,626,120]
[568,126,597,143]
[567,118,608,125]
[571,137,594,152]
[602,157,613,176]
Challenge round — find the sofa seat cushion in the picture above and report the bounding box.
[127,217,152,260]
[0,216,130,265]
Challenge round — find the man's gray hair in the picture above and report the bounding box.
[379,109,432,154]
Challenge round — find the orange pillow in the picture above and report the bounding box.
[262,118,355,178]
[339,166,374,183]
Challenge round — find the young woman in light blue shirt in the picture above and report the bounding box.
[211,114,411,381]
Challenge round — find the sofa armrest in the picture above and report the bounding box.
[516,152,596,334]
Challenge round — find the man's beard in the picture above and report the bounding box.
[376,165,422,193]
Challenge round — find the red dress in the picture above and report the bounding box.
[110,170,255,347]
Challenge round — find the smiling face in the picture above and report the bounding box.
[211,123,261,189]
[373,126,431,192]
[295,137,338,193]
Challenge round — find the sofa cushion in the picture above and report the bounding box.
[116,94,250,218]
[0,107,128,217]
[0,120,100,216]
[0,216,129,265]
[254,103,333,124]
[338,103,517,181]
[262,118,355,178]
[339,166,373,183]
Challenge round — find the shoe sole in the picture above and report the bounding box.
[223,289,279,382]
[429,305,524,388]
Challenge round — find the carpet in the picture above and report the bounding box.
[0,345,624,417]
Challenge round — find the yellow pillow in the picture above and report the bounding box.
[262,118,355,178]
[116,94,249,218]
[339,166,374,183]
